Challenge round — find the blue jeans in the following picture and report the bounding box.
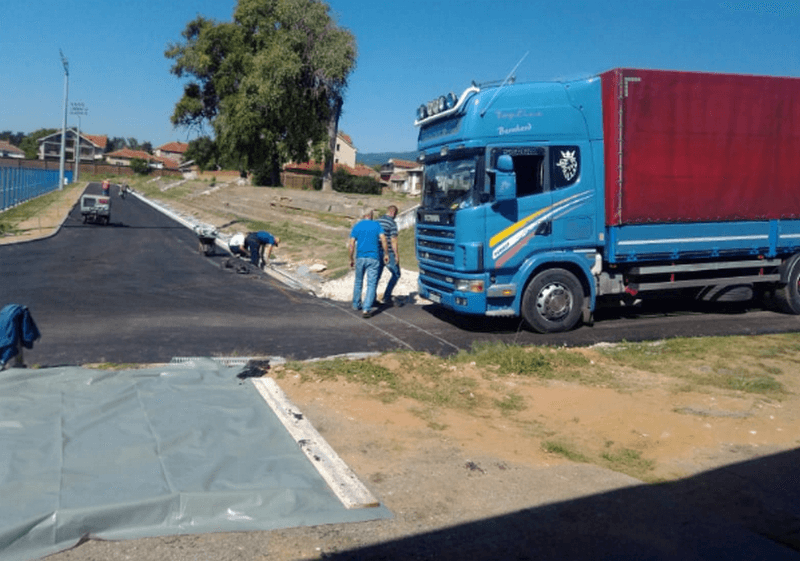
[379,254,401,300]
[353,257,380,311]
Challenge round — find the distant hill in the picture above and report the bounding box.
[357,151,417,168]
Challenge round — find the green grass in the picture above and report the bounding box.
[543,440,656,480]
[494,393,526,415]
[303,358,399,388]
[595,336,789,397]
[542,440,590,463]
[454,341,553,377]
[299,355,484,411]
[601,447,655,478]
[451,341,595,384]
[0,182,81,228]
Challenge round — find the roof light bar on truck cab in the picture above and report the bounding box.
[415,85,480,126]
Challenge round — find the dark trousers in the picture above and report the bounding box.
[245,236,260,265]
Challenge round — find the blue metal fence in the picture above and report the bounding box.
[0,167,73,212]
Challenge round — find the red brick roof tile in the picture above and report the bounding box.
[157,142,189,153]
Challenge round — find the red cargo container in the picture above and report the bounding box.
[602,68,800,226]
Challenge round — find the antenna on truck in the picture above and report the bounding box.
[480,51,529,118]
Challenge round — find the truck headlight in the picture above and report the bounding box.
[455,279,485,293]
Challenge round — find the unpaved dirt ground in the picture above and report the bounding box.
[137,177,421,277]
[263,354,800,557]
[10,179,800,559]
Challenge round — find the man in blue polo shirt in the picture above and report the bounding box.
[245,230,280,267]
[348,209,389,318]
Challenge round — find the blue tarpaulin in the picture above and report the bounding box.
[0,359,389,561]
[0,304,41,367]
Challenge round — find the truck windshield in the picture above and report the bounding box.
[422,155,483,210]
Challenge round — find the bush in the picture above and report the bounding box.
[312,168,382,194]
[130,158,151,175]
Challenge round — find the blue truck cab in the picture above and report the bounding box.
[415,77,604,332]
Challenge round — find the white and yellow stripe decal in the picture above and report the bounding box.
[490,191,592,264]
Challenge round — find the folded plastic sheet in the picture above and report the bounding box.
[0,360,389,561]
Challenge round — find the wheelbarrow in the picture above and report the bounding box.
[193,225,219,256]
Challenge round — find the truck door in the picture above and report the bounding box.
[547,145,594,250]
[486,145,592,272]
[486,146,553,272]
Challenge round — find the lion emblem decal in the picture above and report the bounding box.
[556,150,578,182]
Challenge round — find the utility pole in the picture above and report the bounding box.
[71,102,87,182]
[58,49,69,190]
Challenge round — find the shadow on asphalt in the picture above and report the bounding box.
[419,304,529,334]
[326,447,800,560]
[421,296,764,336]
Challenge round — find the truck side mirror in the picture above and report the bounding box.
[491,155,516,201]
[496,154,514,172]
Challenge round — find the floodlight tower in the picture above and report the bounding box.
[71,102,87,181]
[58,49,69,190]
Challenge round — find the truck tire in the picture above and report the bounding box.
[774,257,800,314]
[522,268,584,333]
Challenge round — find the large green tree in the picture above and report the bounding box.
[0,131,25,146]
[19,129,57,160]
[185,136,221,171]
[165,0,356,187]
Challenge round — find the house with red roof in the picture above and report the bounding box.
[105,148,181,171]
[36,129,107,162]
[0,140,25,159]
[333,132,356,168]
[380,158,423,195]
[283,160,377,178]
[155,141,189,162]
[281,130,368,185]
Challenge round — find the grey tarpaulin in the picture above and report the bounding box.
[0,359,390,561]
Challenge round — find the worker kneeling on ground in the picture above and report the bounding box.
[228,232,248,258]
[244,231,280,267]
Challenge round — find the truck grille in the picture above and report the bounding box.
[418,239,454,252]
[417,219,457,295]
[419,268,455,293]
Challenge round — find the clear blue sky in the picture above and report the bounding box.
[1,0,798,155]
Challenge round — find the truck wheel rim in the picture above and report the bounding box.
[537,283,572,321]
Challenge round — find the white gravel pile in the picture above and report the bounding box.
[319,268,421,305]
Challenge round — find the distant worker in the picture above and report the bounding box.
[349,209,389,318]
[377,205,401,306]
[245,231,280,267]
[101,179,110,196]
[228,232,248,257]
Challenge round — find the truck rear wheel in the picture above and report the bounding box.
[774,257,800,314]
[522,269,584,333]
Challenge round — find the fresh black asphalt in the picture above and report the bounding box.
[2,182,799,366]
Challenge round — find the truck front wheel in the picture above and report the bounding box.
[522,269,584,333]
